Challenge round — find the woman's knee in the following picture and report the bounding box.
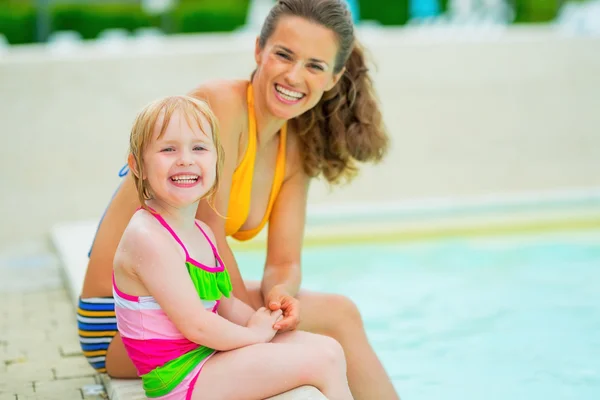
[322,293,364,333]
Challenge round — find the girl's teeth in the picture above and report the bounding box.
[171,175,198,182]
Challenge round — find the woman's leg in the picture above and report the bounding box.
[192,331,352,400]
[105,333,139,378]
[246,281,400,400]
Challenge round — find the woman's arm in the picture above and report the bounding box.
[188,82,253,306]
[194,221,255,326]
[260,135,310,331]
[262,167,309,300]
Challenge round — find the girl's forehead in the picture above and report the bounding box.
[152,109,213,142]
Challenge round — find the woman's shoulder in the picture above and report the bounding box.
[188,79,248,151]
[187,79,248,118]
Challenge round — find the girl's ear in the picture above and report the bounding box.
[127,153,142,179]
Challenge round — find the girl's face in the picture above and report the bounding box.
[254,16,344,120]
[141,110,218,208]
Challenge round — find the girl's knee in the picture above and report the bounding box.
[320,336,347,368]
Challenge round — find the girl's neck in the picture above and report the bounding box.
[145,199,198,230]
[250,78,286,148]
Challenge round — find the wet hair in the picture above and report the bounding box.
[259,0,389,184]
[128,95,224,208]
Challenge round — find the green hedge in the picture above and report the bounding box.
[0,0,249,44]
[358,0,410,25]
[513,0,561,23]
[0,4,36,44]
[171,1,249,34]
[0,0,569,45]
[51,4,158,40]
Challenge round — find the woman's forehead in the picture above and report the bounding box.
[269,16,338,63]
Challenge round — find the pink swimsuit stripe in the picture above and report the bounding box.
[113,281,218,375]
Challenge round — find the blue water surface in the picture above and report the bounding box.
[235,231,600,400]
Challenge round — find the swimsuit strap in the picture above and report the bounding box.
[194,222,225,268]
[143,207,190,261]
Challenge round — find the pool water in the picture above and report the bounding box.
[235,231,600,400]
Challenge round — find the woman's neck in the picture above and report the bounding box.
[250,78,286,148]
[145,199,198,230]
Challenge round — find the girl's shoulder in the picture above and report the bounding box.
[194,219,218,244]
[119,210,184,264]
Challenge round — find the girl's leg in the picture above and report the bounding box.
[192,331,352,400]
[246,281,400,400]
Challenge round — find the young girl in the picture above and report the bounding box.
[112,95,353,400]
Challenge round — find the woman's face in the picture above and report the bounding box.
[254,15,344,120]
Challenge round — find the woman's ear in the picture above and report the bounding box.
[326,67,345,91]
[254,36,262,65]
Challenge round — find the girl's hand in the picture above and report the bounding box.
[246,307,283,343]
[265,285,300,332]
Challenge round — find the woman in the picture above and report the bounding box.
[79,0,398,399]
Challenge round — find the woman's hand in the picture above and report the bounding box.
[265,285,301,332]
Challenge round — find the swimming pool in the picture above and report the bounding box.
[235,230,600,400]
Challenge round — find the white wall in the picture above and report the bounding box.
[1,27,599,245]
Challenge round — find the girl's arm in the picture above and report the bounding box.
[217,295,255,327]
[121,221,262,351]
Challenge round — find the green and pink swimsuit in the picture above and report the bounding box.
[113,209,232,399]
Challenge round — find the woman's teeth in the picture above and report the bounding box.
[275,84,304,101]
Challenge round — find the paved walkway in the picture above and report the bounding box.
[0,242,106,400]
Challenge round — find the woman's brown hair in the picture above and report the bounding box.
[259,0,389,184]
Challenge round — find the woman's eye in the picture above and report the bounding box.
[276,51,291,60]
[309,64,324,71]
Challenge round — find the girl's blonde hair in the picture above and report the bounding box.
[128,95,224,209]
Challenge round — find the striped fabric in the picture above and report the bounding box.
[113,281,218,398]
[77,297,117,373]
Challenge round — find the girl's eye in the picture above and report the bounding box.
[161,148,174,152]
[309,64,324,71]
[193,146,206,151]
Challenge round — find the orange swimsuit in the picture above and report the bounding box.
[224,83,287,241]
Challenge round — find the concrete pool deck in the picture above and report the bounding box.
[0,242,107,399]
